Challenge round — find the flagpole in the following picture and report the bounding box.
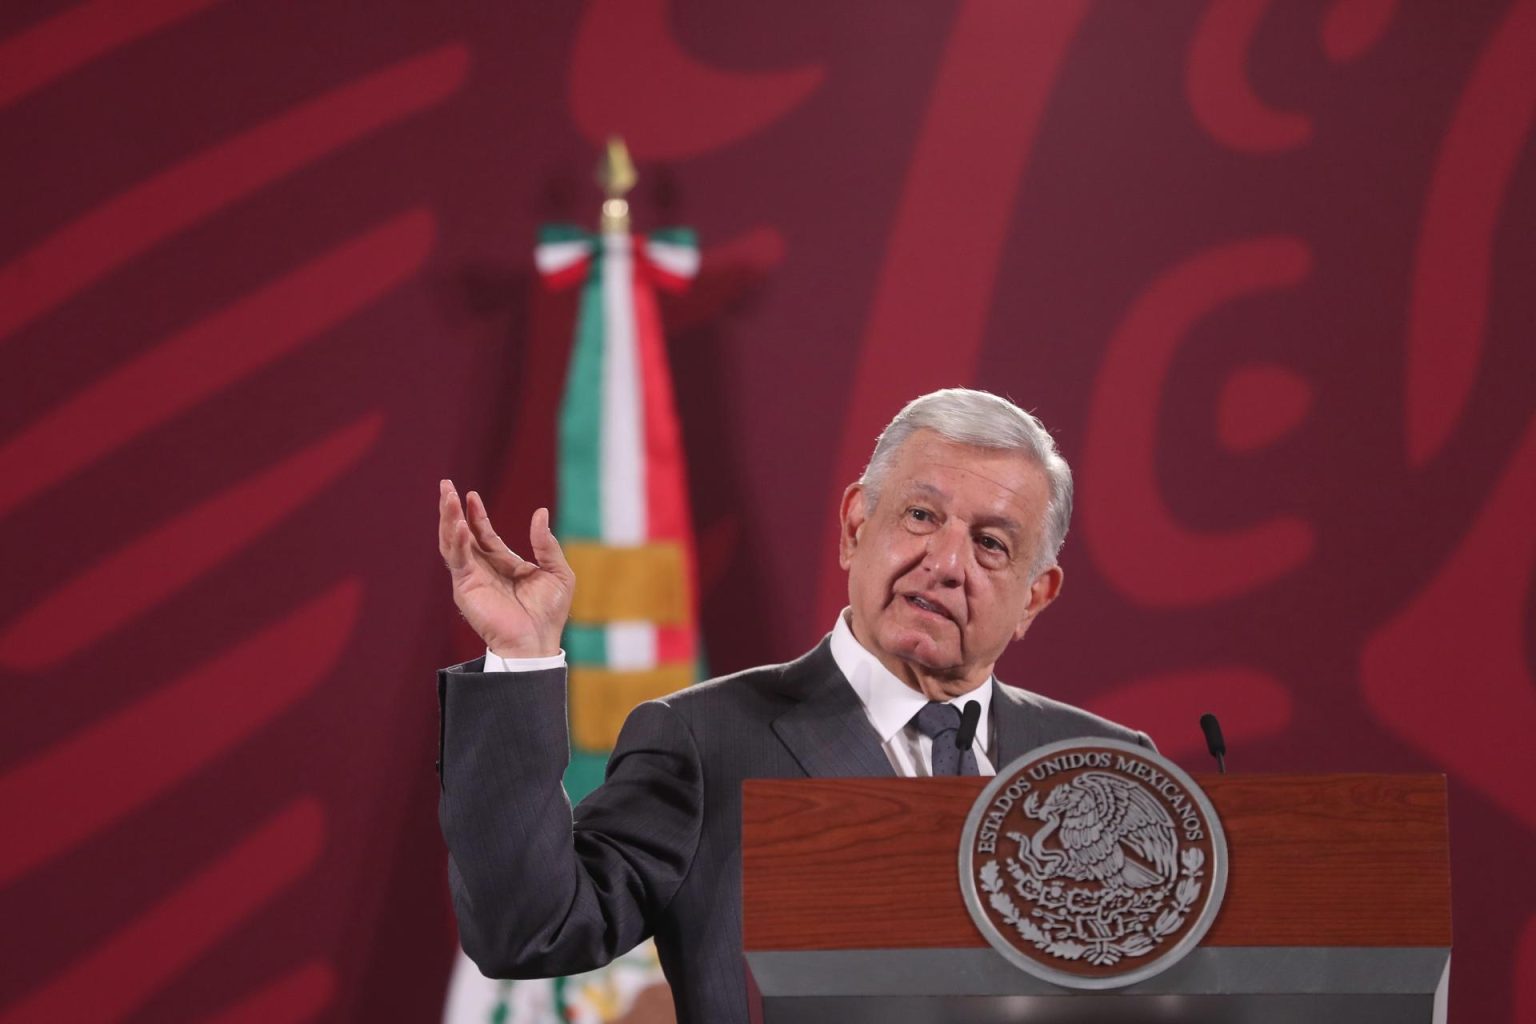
[597,136,637,234]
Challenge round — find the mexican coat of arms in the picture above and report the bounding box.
[959,738,1228,988]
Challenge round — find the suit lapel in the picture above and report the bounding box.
[771,640,895,779]
[992,680,1045,767]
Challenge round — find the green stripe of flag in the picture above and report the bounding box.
[557,253,605,540]
[563,624,606,665]
[539,224,591,245]
[564,750,609,803]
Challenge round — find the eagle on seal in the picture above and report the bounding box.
[1013,772,1178,890]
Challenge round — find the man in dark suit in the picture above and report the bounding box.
[435,389,1151,1024]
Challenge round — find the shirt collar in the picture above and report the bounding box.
[830,610,992,753]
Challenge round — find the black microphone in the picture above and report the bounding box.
[1199,713,1227,773]
[956,700,982,752]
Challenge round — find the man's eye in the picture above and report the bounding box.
[977,535,1007,554]
[907,508,935,525]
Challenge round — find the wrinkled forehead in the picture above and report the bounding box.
[886,436,1050,502]
[885,443,1050,531]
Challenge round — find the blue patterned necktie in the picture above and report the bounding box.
[913,701,979,776]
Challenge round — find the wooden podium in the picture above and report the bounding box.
[742,774,1450,1023]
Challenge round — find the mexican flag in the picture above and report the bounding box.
[442,224,701,1024]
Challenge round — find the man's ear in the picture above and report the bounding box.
[838,483,868,570]
[1012,564,1064,641]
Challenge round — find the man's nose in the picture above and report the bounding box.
[923,525,969,586]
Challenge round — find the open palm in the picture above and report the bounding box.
[438,480,574,658]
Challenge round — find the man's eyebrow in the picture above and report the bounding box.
[904,482,1024,535]
[972,512,1024,536]
[907,482,948,501]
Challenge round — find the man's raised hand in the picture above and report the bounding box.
[438,480,574,658]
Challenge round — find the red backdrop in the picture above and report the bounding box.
[2,1,1532,1021]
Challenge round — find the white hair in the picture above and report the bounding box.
[858,388,1074,571]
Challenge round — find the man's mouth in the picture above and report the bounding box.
[904,594,952,621]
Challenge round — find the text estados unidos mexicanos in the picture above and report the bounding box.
[973,752,1205,854]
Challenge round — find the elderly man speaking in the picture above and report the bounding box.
[435,388,1151,1024]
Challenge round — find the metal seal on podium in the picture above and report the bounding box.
[959,738,1228,989]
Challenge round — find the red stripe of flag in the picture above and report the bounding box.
[633,241,698,665]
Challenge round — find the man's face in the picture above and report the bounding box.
[839,430,1063,694]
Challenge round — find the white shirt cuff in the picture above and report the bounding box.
[483,648,567,672]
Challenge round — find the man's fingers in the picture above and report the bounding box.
[465,490,519,559]
[464,488,490,527]
[442,485,566,587]
[528,507,574,582]
[450,518,478,572]
[439,480,467,566]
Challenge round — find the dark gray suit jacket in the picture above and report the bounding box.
[437,639,1151,1024]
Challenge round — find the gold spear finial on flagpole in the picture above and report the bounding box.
[596,135,637,233]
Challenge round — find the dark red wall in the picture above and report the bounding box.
[2,1,1532,1021]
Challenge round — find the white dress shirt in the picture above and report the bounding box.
[483,648,566,673]
[480,613,996,777]
[828,611,996,777]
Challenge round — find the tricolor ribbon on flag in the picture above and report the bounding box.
[537,224,703,759]
[445,223,700,1024]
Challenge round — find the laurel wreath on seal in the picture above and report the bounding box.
[978,847,1205,966]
